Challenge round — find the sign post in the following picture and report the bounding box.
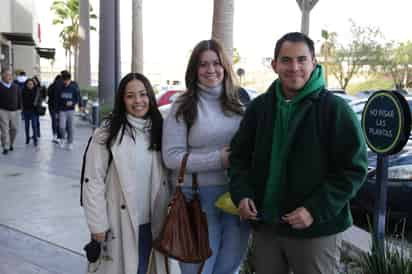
[361,90,411,256]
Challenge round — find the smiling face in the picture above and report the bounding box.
[123,79,150,118]
[272,41,316,97]
[197,49,224,88]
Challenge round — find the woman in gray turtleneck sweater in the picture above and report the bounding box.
[162,40,250,274]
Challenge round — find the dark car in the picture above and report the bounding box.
[351,145,412,226]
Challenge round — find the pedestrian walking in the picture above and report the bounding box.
[21,78,40,147]
[47,74,63,143]
[82,72,180,274]
[162,39,250,274]
[32,76,46,138]
[229,32,368,274]
[56,70,82,150]
[0,68,22,155]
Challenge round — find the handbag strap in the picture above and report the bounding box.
[177,153,199,192]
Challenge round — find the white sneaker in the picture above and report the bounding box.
[66,144,73,150]
[59,141,65,149]
[52,136,59,144]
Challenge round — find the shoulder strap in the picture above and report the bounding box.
[80,136,113,206]
[318,89,333,165]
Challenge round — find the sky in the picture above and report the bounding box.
[37,0,412,86]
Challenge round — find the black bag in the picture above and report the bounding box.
[84,239,101,263]
[35,105,46,116]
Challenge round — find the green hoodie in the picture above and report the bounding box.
[263,64,325,223]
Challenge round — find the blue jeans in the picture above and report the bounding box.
[137,223,152,274]
[180,185,250,274]
[22,111,38,145]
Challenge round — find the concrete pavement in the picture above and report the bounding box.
[0,113,93,274]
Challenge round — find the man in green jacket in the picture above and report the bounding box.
[229,32,368,274]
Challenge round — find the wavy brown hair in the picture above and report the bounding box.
[175,39,243,127]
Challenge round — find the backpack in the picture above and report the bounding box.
[80,136,113,206]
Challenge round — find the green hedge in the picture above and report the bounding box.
[80,86,98,101]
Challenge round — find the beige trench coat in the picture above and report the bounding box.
[82,127,180,274]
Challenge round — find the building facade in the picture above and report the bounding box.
[0,0,41,76]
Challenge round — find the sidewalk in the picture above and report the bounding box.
[0,113,93,274]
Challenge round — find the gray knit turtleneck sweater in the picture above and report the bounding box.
[162,84,243,187]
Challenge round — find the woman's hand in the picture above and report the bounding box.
[92,232,106,242]
[220,146,231,169]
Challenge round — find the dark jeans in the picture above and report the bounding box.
[49,110,59,137]
[36,115,41,137]
[23,111,38,145]
[137,223,152,274]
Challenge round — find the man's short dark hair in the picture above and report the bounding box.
[19,71,26,76]
[61,70,71,80]
[274,32,315,61]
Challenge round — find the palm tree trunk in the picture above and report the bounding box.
[78,0,91,87]
[68,50,72,74]
[74,45,79,81]
[212,0,234,62]
[98,0,120,111]
[131,0,143,73]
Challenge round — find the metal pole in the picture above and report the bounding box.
[373,154,389,256]
[114,0,121,89]
[78,0,91,87]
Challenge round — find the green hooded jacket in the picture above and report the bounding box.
[229,65,368,238]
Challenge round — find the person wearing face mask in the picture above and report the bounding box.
[82,73,180,274]
[162,39,250,274]
[21,78,40,147]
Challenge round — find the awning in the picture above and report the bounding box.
[1,32,35,46]
[36,47,55,59]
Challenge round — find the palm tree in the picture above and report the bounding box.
[131,0,143,73]
[212,0,234,62]
[51,0,96,79]
[320,29,337,86]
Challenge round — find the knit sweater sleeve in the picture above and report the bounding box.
[162,102,223,173]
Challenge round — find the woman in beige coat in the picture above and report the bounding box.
[82,73,180,274]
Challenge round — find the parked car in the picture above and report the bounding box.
[334,93,356,103]
[328,88,347,94]
[350,96,412,121]
[156,90,184,107]
[351,144,412,227]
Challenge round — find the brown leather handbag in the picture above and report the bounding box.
[153,153,212,274]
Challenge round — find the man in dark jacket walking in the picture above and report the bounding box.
[48,74,64,142]
[229,32,368,274]
[0,69,22,154]
[56,70,82,150]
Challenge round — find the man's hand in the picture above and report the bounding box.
[282,207,313,229]
[238,198,258,220]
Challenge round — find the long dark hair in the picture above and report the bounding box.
[175,39,243,127]
[23,78,35,91]
[103,73,162,151]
